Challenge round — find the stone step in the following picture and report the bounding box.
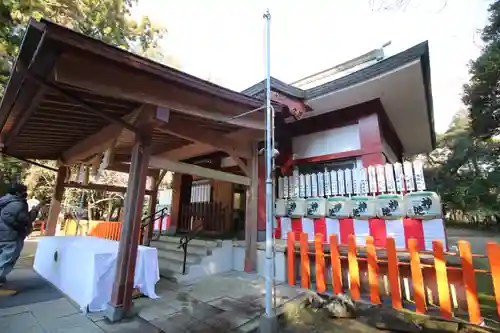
[156,239,234,285]
[156,236,220,249]
[156,247,202,265]
[150,240,212,256]
[158,257,190,277]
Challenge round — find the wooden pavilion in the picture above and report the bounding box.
[0,18,286,319]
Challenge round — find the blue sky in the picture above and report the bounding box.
[133,0,491,134]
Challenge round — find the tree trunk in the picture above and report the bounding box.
[107,201,113,221]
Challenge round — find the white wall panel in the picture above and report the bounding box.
[292,124,360,159]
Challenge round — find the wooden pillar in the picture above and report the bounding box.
[143,173,159,246]
[107,130,151,320]
[45,166,67,236]
[169,173,193,234]
[244,143,258,272]
[211,180,234,233]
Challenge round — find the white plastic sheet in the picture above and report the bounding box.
[422,219,447,250]
[278,217,292,240]
[325,218,341,243]
[34,236,160,312]
[352,219,370,246]
[301,218,315,242]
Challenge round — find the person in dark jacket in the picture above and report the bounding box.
[0,184,41,296]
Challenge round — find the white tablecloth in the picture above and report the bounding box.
[34,236,160,312]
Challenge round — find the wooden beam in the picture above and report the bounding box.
[155,116,252,159]
[232,156,250,177]
[106,163,158,177]
[156,128,263,161]
[54,53,265,130]
[61,105,161,165]
[61,110,137,165]
[156,169,168,188]
[149,156,250,186]
[64,181,154,195]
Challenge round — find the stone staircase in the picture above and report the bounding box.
[150,235,233,285]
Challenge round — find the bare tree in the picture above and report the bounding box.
[369,0,448,12]
[369,0,412,11]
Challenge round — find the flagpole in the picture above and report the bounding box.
[260,8,278,333]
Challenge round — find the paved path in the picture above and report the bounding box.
[446,227,500,255]
[2,237,303,332]
[133,271,305,332]
[0,240,163,333]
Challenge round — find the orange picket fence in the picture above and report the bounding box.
[287,232,500,325]
[88,222,123,240]
[87,221,144,242]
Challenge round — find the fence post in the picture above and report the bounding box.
[433,240,452,319]
[386,238,402,309]
[487,242,500,319]
[347,234,360,300]
[118,223,123,241]
[300,232,310,289]
[114,223,120,240]
[330,234,343,295]
[105,222,111,239]
[315,234,326,293]
[366,236,380,304]
[287,232,296,286]
[458,240,481,325]
[408,238,426,314]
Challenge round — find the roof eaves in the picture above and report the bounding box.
[304,41,430,100]
[303,41,435,152]
[39,19,265,111]
[241,77,306,99]
[418,42,436,149]
[0,19,46,133]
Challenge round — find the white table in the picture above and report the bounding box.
[34,236,160,312]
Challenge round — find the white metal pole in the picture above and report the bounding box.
[263,8,275,319]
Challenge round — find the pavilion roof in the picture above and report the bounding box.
[0,18,274,164]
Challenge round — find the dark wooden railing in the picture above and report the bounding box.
[140,207,169,245]
[179,202,228,234]
[178,219,204,275]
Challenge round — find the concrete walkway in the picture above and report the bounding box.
[1,237,304,332]
[133,271,305,332]
[0,241,162,333]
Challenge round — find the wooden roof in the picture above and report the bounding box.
[0,18,269,164]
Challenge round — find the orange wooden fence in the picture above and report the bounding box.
[87,221,143,243]
[88,222,122,240]
[287,231,500,325]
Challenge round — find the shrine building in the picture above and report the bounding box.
[167,41,439,250]
[0,18,440,311]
